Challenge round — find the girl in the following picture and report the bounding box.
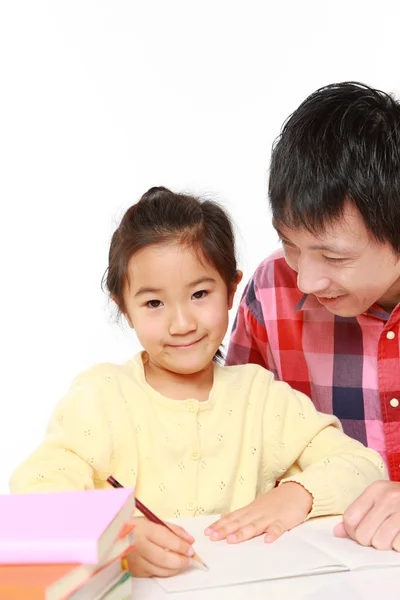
[10,187,387,578]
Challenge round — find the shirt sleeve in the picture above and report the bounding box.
[263,376,388,518]
[226,279,275,372]
[9,373,114,494]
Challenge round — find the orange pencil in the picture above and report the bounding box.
[107,476,208,569]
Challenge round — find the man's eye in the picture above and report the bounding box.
[322,256,346,264]
[146,300,163,308]
[280,238,296,249]
[192,290,207,299]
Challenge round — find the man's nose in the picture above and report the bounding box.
[296,261,331,295]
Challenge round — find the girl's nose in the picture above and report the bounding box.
[168,306,197,335]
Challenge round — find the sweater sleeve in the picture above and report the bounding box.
[263,376,388,518]
[10,371,114,494]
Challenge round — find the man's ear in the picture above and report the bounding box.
[228,270,243,309]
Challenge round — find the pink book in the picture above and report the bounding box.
[0,488,135,564]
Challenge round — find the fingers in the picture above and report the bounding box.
[263,520,286,543]
[204,508,248,541]
[370,513,400,551]
[223,518,262,543]
[206,513,288,544]
[335,481,400,551]
[205,486,310,544]
[147,524,195,557]
[333,521,348,538]
[130,520,195,578]
[127,550,191,578]
[204,512,231,535]
[340,481,398,546]
[140,538,192,570]
[205,511,287,544]
[167,523,195,544]
[393,531,400,552]
[335,512,400,551]
[346,503,384,547]
[340,487,375,542]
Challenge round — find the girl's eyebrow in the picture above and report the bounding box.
[134,286,162,298]
[189,277,216,288]
[134,277,216,298]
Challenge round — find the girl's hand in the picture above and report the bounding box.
[127,517,196,577]
[204,482,313,544]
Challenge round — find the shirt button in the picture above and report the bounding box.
[186,401,195,412]
[190,451,200,460]
[390,398,399,408]
[186,500,196,511]
[386,331,396,340]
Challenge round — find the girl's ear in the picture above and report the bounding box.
[228,270,243,309]
[111,295,134,329]
[124,313,134,329]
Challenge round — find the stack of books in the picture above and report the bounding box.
[0,487,135,599]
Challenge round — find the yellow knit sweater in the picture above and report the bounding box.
[10,353,387,519]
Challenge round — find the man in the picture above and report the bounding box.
[227,82,400,550]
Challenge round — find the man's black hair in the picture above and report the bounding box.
[269,82,400,252]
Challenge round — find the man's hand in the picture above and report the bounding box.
[127,517,195,577]
[334,480,400,551]
[204,482,313,544]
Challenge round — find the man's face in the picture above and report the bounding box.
[274,201,400,317]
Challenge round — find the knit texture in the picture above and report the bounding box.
[10,353,387,519]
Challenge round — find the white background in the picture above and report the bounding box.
[1,1,399,493]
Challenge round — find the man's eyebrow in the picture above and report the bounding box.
[273,224,289,239]
[308,243,354,254]
[273,224,355,254]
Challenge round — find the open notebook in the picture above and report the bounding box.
[155,515,400,593]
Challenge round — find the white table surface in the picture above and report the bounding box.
[130,515,400,599]
[131,566,400,599]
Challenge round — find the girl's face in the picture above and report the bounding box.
[123,242,241,376]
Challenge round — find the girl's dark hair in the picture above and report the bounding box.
[269,81,400,253]
[102,186,238,360]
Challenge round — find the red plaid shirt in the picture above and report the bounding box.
[226,250,400,481]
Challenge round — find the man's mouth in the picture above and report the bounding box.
[315,294,347,306]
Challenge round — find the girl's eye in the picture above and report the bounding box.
[192,290,207,300]
[146,299,163,308]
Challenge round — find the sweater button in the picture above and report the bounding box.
[386,331,396,340]
[186,500,196,511]
[190,451,200,460]
[186,401,196,412]
[390,398,399,408]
